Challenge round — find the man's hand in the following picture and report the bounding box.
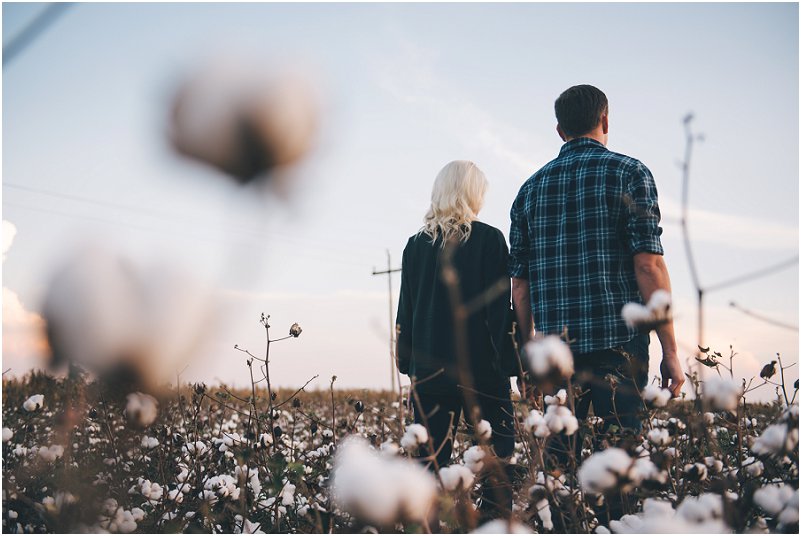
[660,353,684,398]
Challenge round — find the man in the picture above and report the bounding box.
[509,84,684,439]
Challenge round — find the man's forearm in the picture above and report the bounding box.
[512,277,534,343]
[633,253,677,355]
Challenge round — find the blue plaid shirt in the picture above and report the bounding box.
[509,137,664,354]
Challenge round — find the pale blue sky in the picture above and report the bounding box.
[3,2,798,400]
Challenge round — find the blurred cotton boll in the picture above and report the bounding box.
[331,437,437,527]
[170,56,319,185]
[41,245,216,393]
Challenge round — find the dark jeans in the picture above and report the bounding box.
[548,333,650,463]
[413,384,515,517]
[547,333,650,526]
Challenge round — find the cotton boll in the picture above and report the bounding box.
[126,392,159,428]
[23,394,44,412]
[463,445,486,473]
[743,456,764,477]
[544,405,579,436]
[647,428,671,447]
[400,424,429,451]
[578,448,637,494]
[647,290,671,319]
[2,428,12,443]
[642,385,671,408]
[525,336,574,378]
[534,498,553,530]
[621,303,652,329]
[472,519,533,533]
[141,436,159,449]
[439,464,475,492]
[475,420,492,440]
[331,437,436,526]
[524,410,550,438]
[379,441,399,456]
[170,56,318,184]
[42,246,215,392]
[544,389,567,406]
[703,377,743,412]
[752,423,797,456]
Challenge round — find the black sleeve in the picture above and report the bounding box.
[483,229,516,376]
[396,239,413,375]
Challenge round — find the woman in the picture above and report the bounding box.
[395,160,518,497]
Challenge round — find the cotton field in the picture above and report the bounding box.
[1,351,798,534]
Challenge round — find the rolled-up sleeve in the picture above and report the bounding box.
[624,163,664,255]
[509,185,530,278]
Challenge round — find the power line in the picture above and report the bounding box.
[3,3,73,68]
[3,182,382,258]
[729,301,799,332]
[3,200,368,269]
[706,256,799,293]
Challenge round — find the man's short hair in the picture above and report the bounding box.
[555,85,608,138]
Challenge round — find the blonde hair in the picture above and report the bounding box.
[422,160,488,245]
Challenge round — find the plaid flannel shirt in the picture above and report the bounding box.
[509,137,664,354]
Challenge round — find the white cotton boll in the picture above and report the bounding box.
[280,483,296,506]
[578,448,636,494]
[471,519,533,533]
[544,389,568,406]
[535,498,553,530]
[631,458,667,485]
[703,457,724,474]
[464,445,486,473]
[642,384,671,408]
[141,436,159,449]
[126,392,159,428]
[525,336,574,378]
[753,483,797,527]
[37,445,65,462]
[743,456,764,477]
[647,428,671,446]
[621,303,652,329]
[3,428,12,442]
[647,290,672,318]
[400,424,429,451]
[752,423,797,456]
[676,493,723,523]
[595,526,611,534]
[703,377,743,412]
[42,247,215,392]
[170,56,318,183]
[476,420,492,440]
[439,464,475,492]
[524,410,550,438]
[331,437,436,526]
[23,394,44,412]
[544,405,579,436]
[704,412,716,425]
[379,441,399,456]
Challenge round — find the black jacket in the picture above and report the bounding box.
[396,221,518,395]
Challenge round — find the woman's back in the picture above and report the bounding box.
[396,221,513,394]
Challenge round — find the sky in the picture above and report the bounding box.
[2,2,799,402]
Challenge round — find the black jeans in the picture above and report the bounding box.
[548,333,650,464]
[413,383,515,517]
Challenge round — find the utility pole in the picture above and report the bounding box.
[372,250,401,393]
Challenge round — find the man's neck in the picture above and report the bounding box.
[565,131,606,146]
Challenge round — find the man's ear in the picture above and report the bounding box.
[556,124,566,141]
[601,114,609,134]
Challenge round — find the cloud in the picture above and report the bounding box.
[660,197,799,252]
[2,220,49,374]
[372,39,547,176]
[3,220,17,261]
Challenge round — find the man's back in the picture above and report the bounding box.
[509,137,664,354]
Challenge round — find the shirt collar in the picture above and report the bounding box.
[559,137,607,155]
